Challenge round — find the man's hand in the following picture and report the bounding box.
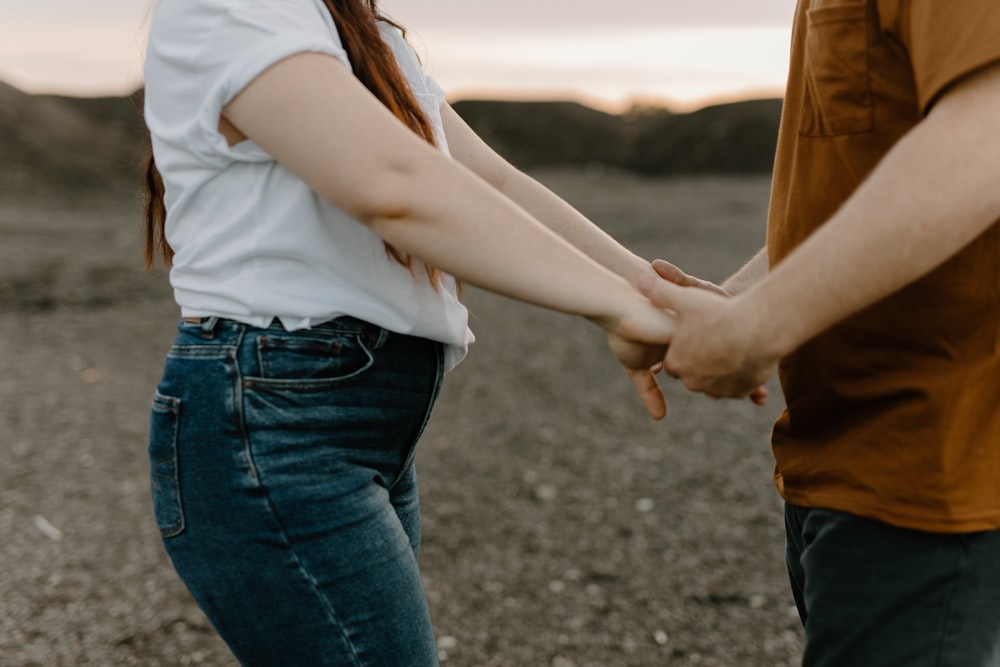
[650,259,729,296]
[638,274,777,404]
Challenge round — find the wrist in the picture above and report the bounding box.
[630,259,659,289]
[587,276,641,333]
[731,288,797,362]
[722,274,760,298]
[719,280,747,296]
[719,278,741,297]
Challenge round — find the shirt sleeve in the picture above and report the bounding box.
[145,0,351,166]
[424,74,448,106]
[888,0,1000,113]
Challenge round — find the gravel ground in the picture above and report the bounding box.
[0,170,803,666]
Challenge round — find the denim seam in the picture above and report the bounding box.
[256,484,366,666]
[167,344,238,360]
[230,327,261,482]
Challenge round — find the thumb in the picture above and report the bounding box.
[638,272,690,312]
[650,259,695,286]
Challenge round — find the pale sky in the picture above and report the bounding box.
[0,0,797,109]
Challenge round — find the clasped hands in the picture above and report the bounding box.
[606,259,779,420]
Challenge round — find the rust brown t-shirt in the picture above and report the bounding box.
[768,0,1000,532]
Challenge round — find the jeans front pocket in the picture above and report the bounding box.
[149,391,184,538]
[248,329,376,391]
[800,2,873,136]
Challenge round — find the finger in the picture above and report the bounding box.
[650,259,696,286]
[706,382,769,402]
[626,368,667,420]
[652,259,730,296]
[749,386,769,406]
[637,272,688,311]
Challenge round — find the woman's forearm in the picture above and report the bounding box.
[439,104,654,287]
[496,168,655,286]
[366,148,645,327]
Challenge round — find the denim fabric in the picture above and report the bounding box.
[149,317,444,666]
[785,503,1000,667]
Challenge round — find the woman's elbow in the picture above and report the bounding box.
[323,158,425,228]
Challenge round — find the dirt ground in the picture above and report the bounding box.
[0,169,803,666]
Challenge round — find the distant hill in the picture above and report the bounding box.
[0,81,146,197]
[451,100,633,170]
[0,81,781,198]
[452,98,783,175]
[624,99,783,174]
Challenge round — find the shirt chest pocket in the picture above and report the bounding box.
[800,2,874,137]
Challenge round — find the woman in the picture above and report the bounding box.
[143,0,674,664]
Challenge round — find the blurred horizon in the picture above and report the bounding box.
[1,0,794,112]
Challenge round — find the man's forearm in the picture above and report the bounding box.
[722,246,768,295]
[740,62,1000,359]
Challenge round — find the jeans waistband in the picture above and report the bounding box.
[178,316,388,349]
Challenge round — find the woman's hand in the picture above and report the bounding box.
[593,297,676,420]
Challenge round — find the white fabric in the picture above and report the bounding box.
[144,0,472,370]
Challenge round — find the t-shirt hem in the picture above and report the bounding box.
[777,486,1000,534]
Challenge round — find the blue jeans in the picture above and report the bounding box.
[785,503,1000,666]
[149,317,444,666]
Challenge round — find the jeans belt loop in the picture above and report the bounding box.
[199,316,220,339]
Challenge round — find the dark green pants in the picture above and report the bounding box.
[785,503,1000,666]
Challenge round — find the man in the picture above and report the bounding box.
[641,2,1000,665]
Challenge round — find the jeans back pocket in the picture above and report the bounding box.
[800,2,873,136]
[149,392,185,538]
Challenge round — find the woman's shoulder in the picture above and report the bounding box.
[144,0,353,169]
[149,0,335,47]
[147,0,344,85]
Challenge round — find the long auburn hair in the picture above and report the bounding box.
[143,0,444,286]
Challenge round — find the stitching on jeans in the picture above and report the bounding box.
[241,334,376,392]
[167,344,238,359]
[255,487,366,666]
[231,326,261,482]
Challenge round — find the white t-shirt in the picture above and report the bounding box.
[144,0,472,370]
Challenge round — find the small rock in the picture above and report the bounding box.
[635,498,655,513]
[534,484,558,502]
[33,514,64,541]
